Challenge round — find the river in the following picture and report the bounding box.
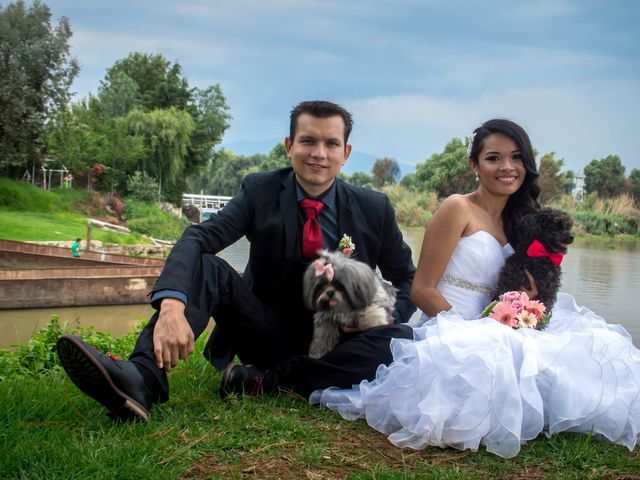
[1,232,638,348]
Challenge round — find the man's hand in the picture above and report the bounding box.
[340,315,395,334]
[154,298,194,371]
[521,269,539,299]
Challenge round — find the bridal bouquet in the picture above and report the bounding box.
[480,291,550,330]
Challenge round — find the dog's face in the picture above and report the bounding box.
[520,208,574,254]
[303,251,378,313]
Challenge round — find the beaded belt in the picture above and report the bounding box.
[441,273,496,297]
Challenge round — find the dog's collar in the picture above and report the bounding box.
[526,239,564,266]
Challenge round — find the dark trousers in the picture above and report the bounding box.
[129,255,413,402]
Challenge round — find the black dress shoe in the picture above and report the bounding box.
[219,362,269,399]
[57,335,153,422]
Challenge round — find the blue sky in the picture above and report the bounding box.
[45,0,640,175]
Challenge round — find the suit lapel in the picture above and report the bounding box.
[336,180,366,262]
[280,170,298,262]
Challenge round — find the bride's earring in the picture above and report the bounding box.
[475,171,479,182]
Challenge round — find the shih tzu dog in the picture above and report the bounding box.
[303,251,396,358]
[496,208,574,312]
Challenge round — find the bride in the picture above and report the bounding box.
[310,119,640,458]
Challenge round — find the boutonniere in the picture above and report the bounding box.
[339,234,355,256]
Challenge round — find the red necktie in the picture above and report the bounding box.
[300,198,325,259]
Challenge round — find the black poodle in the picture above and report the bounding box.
[496,208,574,312]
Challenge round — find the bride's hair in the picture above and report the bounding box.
[468,119,541,246]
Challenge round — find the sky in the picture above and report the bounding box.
[44,0,640,176]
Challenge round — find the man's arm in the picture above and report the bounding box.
[149,177,257,369]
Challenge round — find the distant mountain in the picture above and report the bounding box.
[220,139,416,177]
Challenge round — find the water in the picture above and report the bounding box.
[1,233,638,348]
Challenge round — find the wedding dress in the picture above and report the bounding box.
[310,231,640,458]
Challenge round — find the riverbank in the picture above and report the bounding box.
[1,319,638,479]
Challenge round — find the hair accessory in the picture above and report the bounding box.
[467,132,477,158]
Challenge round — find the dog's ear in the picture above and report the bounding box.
[341,262,377,310]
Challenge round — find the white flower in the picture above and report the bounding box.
[339,234,355,255]
[516,310,538,329]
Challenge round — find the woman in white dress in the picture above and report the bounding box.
[310,119,640,458]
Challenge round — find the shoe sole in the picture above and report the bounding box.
[57,335,149,422]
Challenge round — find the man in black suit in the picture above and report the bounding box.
[57,100,416,422]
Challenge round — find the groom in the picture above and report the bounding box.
[57,100,416,422]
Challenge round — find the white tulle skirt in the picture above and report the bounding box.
[310,293,640,458]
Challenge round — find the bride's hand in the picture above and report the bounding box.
[522,269,539,299]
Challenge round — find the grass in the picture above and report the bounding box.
[0,320,638,479]
[0,176,187,243]
[0,209,150,244]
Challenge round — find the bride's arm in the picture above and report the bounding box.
[410,196,469,317]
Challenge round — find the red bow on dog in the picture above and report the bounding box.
[526,239,564,266]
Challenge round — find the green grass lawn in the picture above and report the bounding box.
[0,209,150,244]
[1,322,638,480]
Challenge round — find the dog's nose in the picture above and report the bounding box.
[326,290,335,299]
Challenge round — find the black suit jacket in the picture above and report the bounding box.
[153,167,416,323]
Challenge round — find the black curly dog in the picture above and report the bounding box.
[496,208,574,312]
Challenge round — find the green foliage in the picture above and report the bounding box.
[381,184,437,227]
[572,211,637,236]
[0,316,143,380]
[0,0,79,177]
[126,171,160,202]
[538,152,566,205]
[400,172,419,190]
[372,157,400,188]
[629,168,640,205]
[124,107,195,198]
[584,154,626,198]
[125,199,188,240]
[415,137,475,197]
[190,145,288,196]
[346,171,375,189]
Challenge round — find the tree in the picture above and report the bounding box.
[0,0,79,177]
[97,72,140,118]
[537,152,566,204]
[348,171,375,189]
[101,52,190,111]
[258,143,289,172]
[372,157,400,188]
[563,170,575,195]
[400,172,420,190]
[629,169,640,205]
[583,154,626,198]
[97,52,231,187]
[125,107,195,200]
[415,138,475,197]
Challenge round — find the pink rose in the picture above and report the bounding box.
[511,300,525,314]
[518,292,530,304]
[500,291,521,302]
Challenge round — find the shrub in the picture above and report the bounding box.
[126,171,160,202]
[0,316,145,380]
[125,199,188,240]
[382,184,438,227]
[572,211,637,236]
